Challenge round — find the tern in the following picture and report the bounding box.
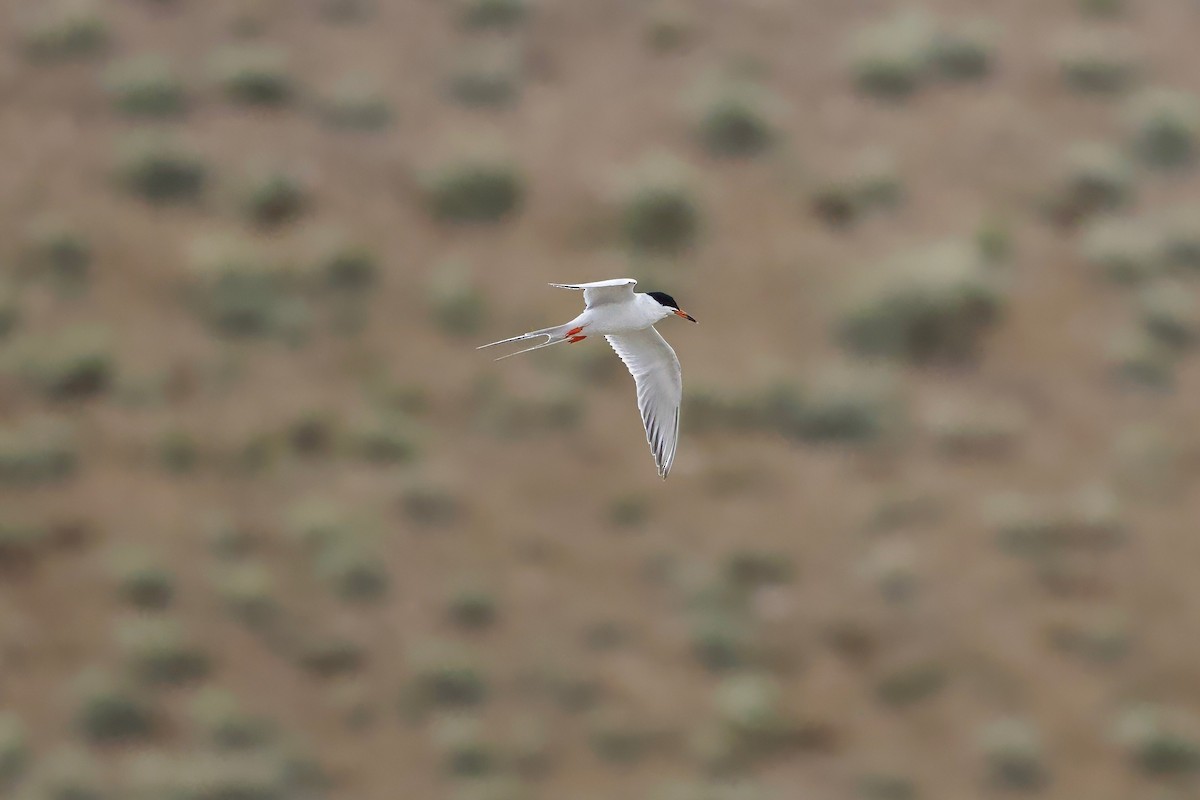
[478,278,697,479]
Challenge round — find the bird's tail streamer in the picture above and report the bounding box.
[476,324,573,361]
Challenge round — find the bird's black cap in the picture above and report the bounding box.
[647,291,680,309]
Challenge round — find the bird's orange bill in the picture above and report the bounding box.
[674,310,698,323]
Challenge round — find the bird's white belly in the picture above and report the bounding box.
[580,302,660,335]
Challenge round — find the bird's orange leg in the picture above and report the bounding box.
[566,326,584,337]
[568,335,587,343]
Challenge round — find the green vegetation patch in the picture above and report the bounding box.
[12,326,114,400]
[73,669,156,743]
[811,151,904,227]
[1113,704,1200,776]
[0,713,29,787]
[23,219,92,285]
[423,154,524,224]
[849,12,995,99]
[459,0,528,30]
[186,235,306,339]
[115,132,208,204]
[620,158,701,254]
[837,240,1003,362]
[978,718,1048,789]
[0,419,78,486]
[22,3,109,61]
[108,546,175,610]
[240,170,311,228]
[117,616,211,686]
[1058,32,1140,94]
[211,45,294,106]
[320,76,394,130]
[928,20,995,80]
[1045,142,1134,224]
[405,642,488,710]
[104,55,188,117]
[448,47,522,108]
[1126,88,1200,170]
[691,80,779,158]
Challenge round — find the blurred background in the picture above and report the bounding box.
[3,0,1200,798]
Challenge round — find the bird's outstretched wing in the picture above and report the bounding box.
[605,327,682,479]
[550,278,637,308]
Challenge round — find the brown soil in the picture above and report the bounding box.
[3,1,1200,798]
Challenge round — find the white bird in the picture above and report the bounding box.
[478,278,697,479]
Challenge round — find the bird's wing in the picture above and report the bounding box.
[549,278,637,308]
[605,327,682,479]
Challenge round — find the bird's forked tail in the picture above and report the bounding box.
[476,324,574,361]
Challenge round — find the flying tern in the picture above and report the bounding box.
[478,278,697,479]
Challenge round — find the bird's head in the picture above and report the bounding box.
[647,291,697,323]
